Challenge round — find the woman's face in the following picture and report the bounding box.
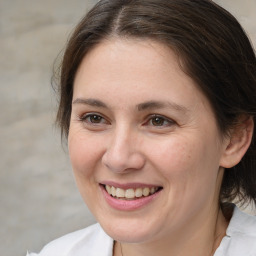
[69,39,228,243]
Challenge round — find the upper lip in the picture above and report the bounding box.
[100,181,162,190]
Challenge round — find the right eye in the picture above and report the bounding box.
[79,113,109,126]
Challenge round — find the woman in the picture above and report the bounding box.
[28,0,256,255]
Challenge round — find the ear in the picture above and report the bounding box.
[220,116,254,168]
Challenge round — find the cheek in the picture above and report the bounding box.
[68,130,103,179]
[152,138,196,177]
[68,131,105,208]
[151,136,219,192]
[152,137,221,220]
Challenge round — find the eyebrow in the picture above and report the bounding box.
[137,100,189,113]
[72,98,188,113]
[72,98,108,108]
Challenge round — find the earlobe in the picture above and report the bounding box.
[220,116,254,168]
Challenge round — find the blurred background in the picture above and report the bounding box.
[0,1,255,255]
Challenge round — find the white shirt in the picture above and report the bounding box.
[27,207,256,256]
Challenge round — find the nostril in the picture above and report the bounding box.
[102,150,145,173]
[102,151,127,173]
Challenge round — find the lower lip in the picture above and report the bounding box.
[100,185,161,211]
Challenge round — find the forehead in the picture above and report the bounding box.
[75,39,173,80]
[75,39,186,89]
[73,38,212,114]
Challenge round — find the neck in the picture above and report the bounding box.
[115,206,229,256]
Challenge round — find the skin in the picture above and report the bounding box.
[68,38,232,256]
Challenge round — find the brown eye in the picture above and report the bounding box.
[80,113,108,125]
[151,116,165,126]
[146,115,175,128]
[89,114,103,123]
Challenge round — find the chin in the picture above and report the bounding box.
[98,217,160,243]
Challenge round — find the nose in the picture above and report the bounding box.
[102,127,145,173]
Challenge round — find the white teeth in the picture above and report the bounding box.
[116,188,125,198]
[125,189,135,199]
[150,187,156,194]
[106,185,111,194]
[143,187,150,196]
[105,185,159,199]
[111,186,116,197]
[135,188,143,197]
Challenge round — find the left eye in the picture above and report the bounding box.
[146,115,175,127]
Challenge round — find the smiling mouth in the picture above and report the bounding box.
[103,184,163,200]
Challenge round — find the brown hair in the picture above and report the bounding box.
[55,0,256,206]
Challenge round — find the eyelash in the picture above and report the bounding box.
[144,114,175,128]
[78,113,176,128]
[78,113,109,125]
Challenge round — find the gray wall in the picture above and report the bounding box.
[0,1,255,256]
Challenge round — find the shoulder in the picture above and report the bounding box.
[228,206,256,237]
[215,206,256,256]
[27,223,113,256]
